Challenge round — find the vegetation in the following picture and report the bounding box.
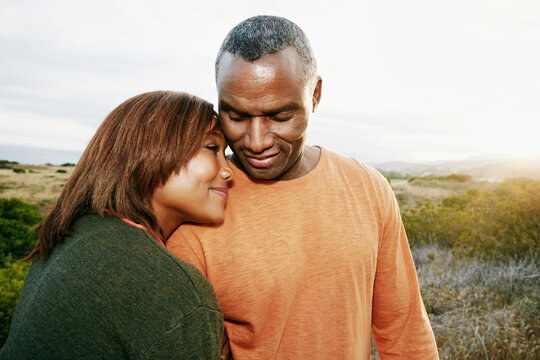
[0,261,30,344]
[0,162,538,357]
[402,178,540,259]
[391,177,540,358]
[408,173,472,183]
[55,169,67,173]
[11,169,25,174]
[0,162,73,347]
[0,161,18,170]
[0,198,40,345]
[413,245,539,359]
[0,164,72,207]
[379,170,410,180]
[0,199,41,266]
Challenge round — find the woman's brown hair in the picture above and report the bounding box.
[28,90,217,260]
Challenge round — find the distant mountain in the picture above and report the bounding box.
[375,155,540,180]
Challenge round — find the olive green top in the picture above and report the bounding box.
[1,214,223,359]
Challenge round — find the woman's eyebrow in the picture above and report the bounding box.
[206,130,225,139]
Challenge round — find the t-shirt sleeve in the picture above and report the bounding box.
[145,306,224,360]
[167,226,208,276]
[371,178,439,359]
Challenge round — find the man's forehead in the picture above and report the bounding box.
[216,48,304,83]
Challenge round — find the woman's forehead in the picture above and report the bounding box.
[205,121,225,139]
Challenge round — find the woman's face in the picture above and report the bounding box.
[151,126,234,236]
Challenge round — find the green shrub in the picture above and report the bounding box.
[408,173,471,184]
[60,163,75,167]
[0,199,42,266]
[403,178,540,259]
[436,174,471,182]
[55,169,67,173]
[0,160,18,170]
[12,168,25,174]
[0,260,30,346]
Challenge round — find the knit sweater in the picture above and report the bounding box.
[1,214,223,359]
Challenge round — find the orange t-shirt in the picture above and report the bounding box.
[167,147,438,359]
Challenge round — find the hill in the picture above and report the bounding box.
[374,155,540,180]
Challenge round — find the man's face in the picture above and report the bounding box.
[216,47,321,180]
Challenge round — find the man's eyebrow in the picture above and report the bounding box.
[219,101,300,117]
[263,103,300,116]
[219,101,251,117]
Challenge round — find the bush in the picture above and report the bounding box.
[437,174,471,182]
[0,199,42,266]
[403,178,540,259]
[0,160,18,170]
[55,169,67,173]
[0,261,30,346]
[60,163,75,167]
[408,173,471,184]
[12,169,25,174]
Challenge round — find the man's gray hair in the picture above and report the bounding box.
[215,15,318,87]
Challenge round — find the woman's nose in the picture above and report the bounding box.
[220,163,234,182]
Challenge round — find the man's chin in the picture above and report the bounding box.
[244,166,281,181]
[232,155,281,180]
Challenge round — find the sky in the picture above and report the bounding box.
[1,0,539,164]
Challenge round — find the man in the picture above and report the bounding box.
[167,15,439,359]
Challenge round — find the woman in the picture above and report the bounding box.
[1,91,233,359]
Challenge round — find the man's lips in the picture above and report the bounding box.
[211,187,228,201]
[245,153,279,168]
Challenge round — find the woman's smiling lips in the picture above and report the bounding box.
[245,153,279,168]
[210,187,229,201]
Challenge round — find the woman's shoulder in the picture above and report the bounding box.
[37,214,218,307]
[5,215,221,359]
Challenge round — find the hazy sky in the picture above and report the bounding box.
[1,0,539,164]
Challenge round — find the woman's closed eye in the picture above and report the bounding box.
[205,144,220,152]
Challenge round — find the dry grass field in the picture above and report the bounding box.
[0,164,73,211]
[391,178,496,209]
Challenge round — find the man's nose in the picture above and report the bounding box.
[244,117,273,153]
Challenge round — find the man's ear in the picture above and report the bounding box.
[312,76,322,112]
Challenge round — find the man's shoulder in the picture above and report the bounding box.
[321,147,387,183]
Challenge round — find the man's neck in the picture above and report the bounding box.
[286,145,320,180]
